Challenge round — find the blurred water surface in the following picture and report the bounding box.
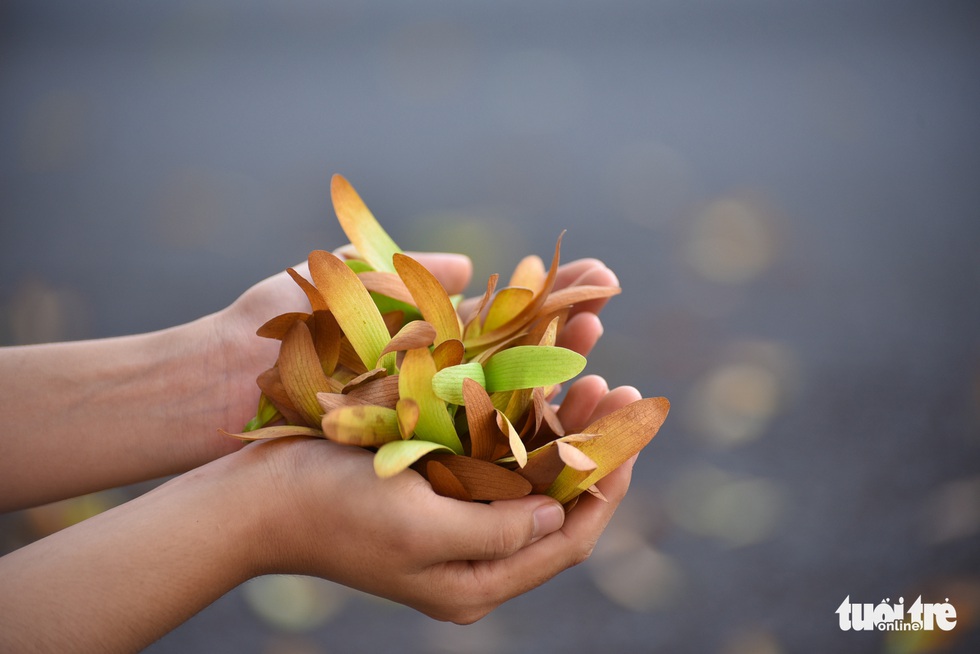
[2,1,979,652]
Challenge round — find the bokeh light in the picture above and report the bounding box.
[242,575,347,633]
[685,193,779,285]
[685,340,798,448]
[666,465,786,547]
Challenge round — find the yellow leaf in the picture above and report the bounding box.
[508,254,546,292]
[546,397,670,504]
[393,253,462,345]
[322,405,402,447]
[482,287,534,333]
[396,398,420,439]
[331,174,402,273]
[496,410,527,468]
[374,439,452,478]
[308,249,396,373]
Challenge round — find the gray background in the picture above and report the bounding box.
[2,1,978,652]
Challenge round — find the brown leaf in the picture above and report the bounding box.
[280,321,345,427]
[517,445,566,494]
[345,375,400,408]
[432,339,464,370]
[425,460,472,501]
[426,454,532,501]
[256,367,306,426]
[288,268,329,312]
[381,320,437,358]
[539,285,622,315]
[463,378,501,461]
[342,367,388,393]
[308,310,341,376]
[257,312,309,340]
[317,391,365,414]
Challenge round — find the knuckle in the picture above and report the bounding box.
[482,523,527,559]
[570,538,599,566]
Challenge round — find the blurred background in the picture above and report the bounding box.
[2,1,978,652]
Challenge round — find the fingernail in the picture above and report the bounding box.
[532,503,565,541]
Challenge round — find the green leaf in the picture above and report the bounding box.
[398,348,464,453]
[374,439,453,478]
[431,362,486,406]
[483,345,586,392]
[244,394,281,431]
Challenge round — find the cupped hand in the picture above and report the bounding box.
[244,374,641,624]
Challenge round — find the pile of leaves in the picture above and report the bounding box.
[223,175,669,505]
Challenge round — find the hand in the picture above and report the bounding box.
[553,258,619,356]
[244,374,641,624]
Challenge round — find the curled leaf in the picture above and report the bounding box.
[381,320,437,358]
[496,410,527,468]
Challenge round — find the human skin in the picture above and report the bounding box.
[0,253,641,651]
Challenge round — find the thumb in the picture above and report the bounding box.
[430,495,565,562]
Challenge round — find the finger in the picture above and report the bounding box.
[555,312,603,357]
[435,454,638,612]
[556,375,608,433]
[566,264,620,318]
[422,494,565,563]
[404,252,473,295]
[554,258,606,289]
[331,246,474,296]
[587,385,642,424]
